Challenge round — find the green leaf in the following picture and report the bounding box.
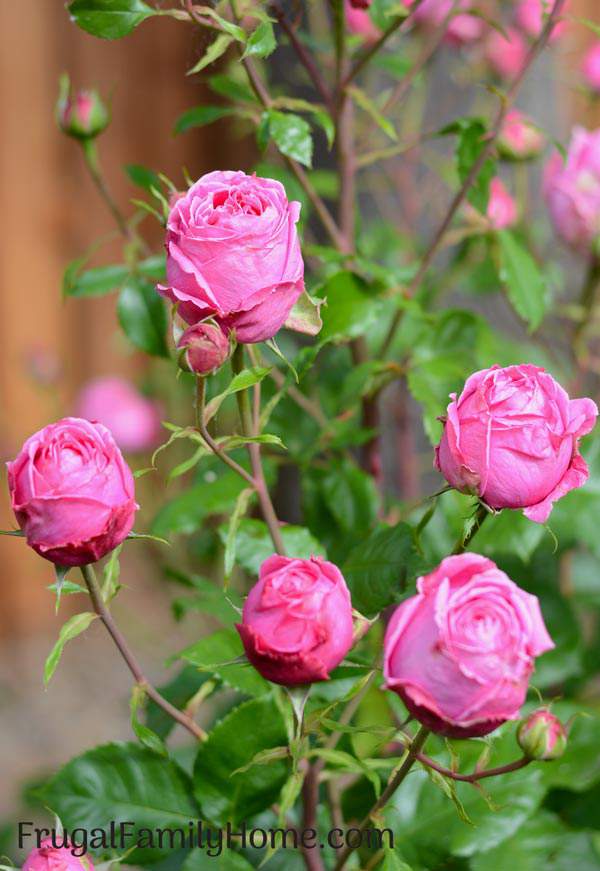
[169,572,242,626]
[193,696,289,824]
[222,487,254,583]
[130,685,168,757]
[117,276,169,356]
[182,849,255,871]
[218,518,325,576]
[264,110,313,168]
[284,291,323,337]
[44,612,97,686]
[320,459,379,536]
[37,743,199,863]
[188,34,234,75]
[173,106,235,135]
[209,73,256,104]
[52,564,71,613]
[68,0,156,39]
[178,628,270,697]
[452,117,495,213]
[204,366,271,423]
[146,666,209,740]
[125,163,162,193]
[320,270,384,342]
[243,21,277,58]
[64,263,129,298]
[343,523,428,618]
[152,468,250,539]
[348,85,397,142]
[101,545,122,603]
[189,7,246,41]
[496,229,546,331]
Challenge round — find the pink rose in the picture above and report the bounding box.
[7,418,138,566]
[404,0,484,46]
[485,27,528,79]
[158,170,305,344]
[543,126,600,250]
[435,365,598,523]
[23,839,93,871]
[515,0,568,42]
[177,321,230,375]
[75,377,162,454]
[346,0,381,42]
[498,109,546,160]
[236,555,355,686]
[486,177,518,229]
[384,553,554,737]
[582,42,600,92]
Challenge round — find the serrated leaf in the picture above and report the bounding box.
[178,628,270,697]
[496,229,546,331]
[44,612,97,686]
[130,685,168,757]
[188,34,234,75]
[284,290,323,336]
[266,110,313,167]
[243,20,276,58]
[218,518,325,576]
[203,366,271,423]
[68,0,156,40]
[124,163,161,193]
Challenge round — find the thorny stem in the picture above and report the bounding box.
[417,752,531,782]
[232,345,287,556]
[333,726,431,870]
[80,564,206,741]
[452,502,489,554]
[380,0,567,357]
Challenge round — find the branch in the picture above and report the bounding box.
[333,726,430,870]
[380,0,567,356]
[418,753,531,783]
[451,502,489,554]
[80,564,206,741]
[195,377,256,487]
[271,1,335,112]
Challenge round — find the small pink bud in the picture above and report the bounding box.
[582,42,600,93]
[485,27,528,80]
[498,110,546,161]
[23,838,94,871]
[56,74,109,141]
[517,708,568,761]
[177,322,230,375]
[487,177,518,230]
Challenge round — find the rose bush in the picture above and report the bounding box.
[435,365,598,522]
[7,418,137,566]
[158,170,305,344]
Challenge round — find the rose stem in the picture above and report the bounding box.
[80,563,207,740]
[194,377,256,487]
[379,0,568,357]
[231,344,286,556]
[333,725,431,871]
[451,501,489,555]
[416,752,531,782]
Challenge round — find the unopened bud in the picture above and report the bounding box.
[56,75,109,141]
[498,110,545,161]
[177,322,230,375]
[517,708,567,761]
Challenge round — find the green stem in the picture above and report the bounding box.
[573,255,600,366]
[195,377,256,487]
[80,564,206,740]
[452,502,489,555]
[232,345,286,555]
[333,726,430,870]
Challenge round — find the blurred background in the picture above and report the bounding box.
[0,0,599,842]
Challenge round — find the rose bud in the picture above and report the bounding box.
[582,43,600,93]
[23,838,93,871]
[158,170,305,344]
[486,177,518,229]
[485,27,528,80]
[75,377,162,454]
[435,365,598,523]
[498,110,546,161]
[346,0,381,42]
[7,418,138,566]
[177,322,230,375]
[543,127,600,251]
[517,708,567,760]
[384,554,554,738]
[515,0,568,42]
[236,555,355,686]
[404,0,484,47]
[56,75,109,141]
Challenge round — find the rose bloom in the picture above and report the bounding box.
[346,0,381,42]
[486,177,518,229]
[582,42,600,92]
[158,170,304,344]
[404,0,484,46]
[237,555,355,686]
[435,365,598,524]
[7,418,138,566]
[485,27,528,79]
[75,376,162,454]
[384,553,554,737]
[498,109,545,160]
[515,0,568,42]
[543,126,600,250]
[23,839,93,871]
